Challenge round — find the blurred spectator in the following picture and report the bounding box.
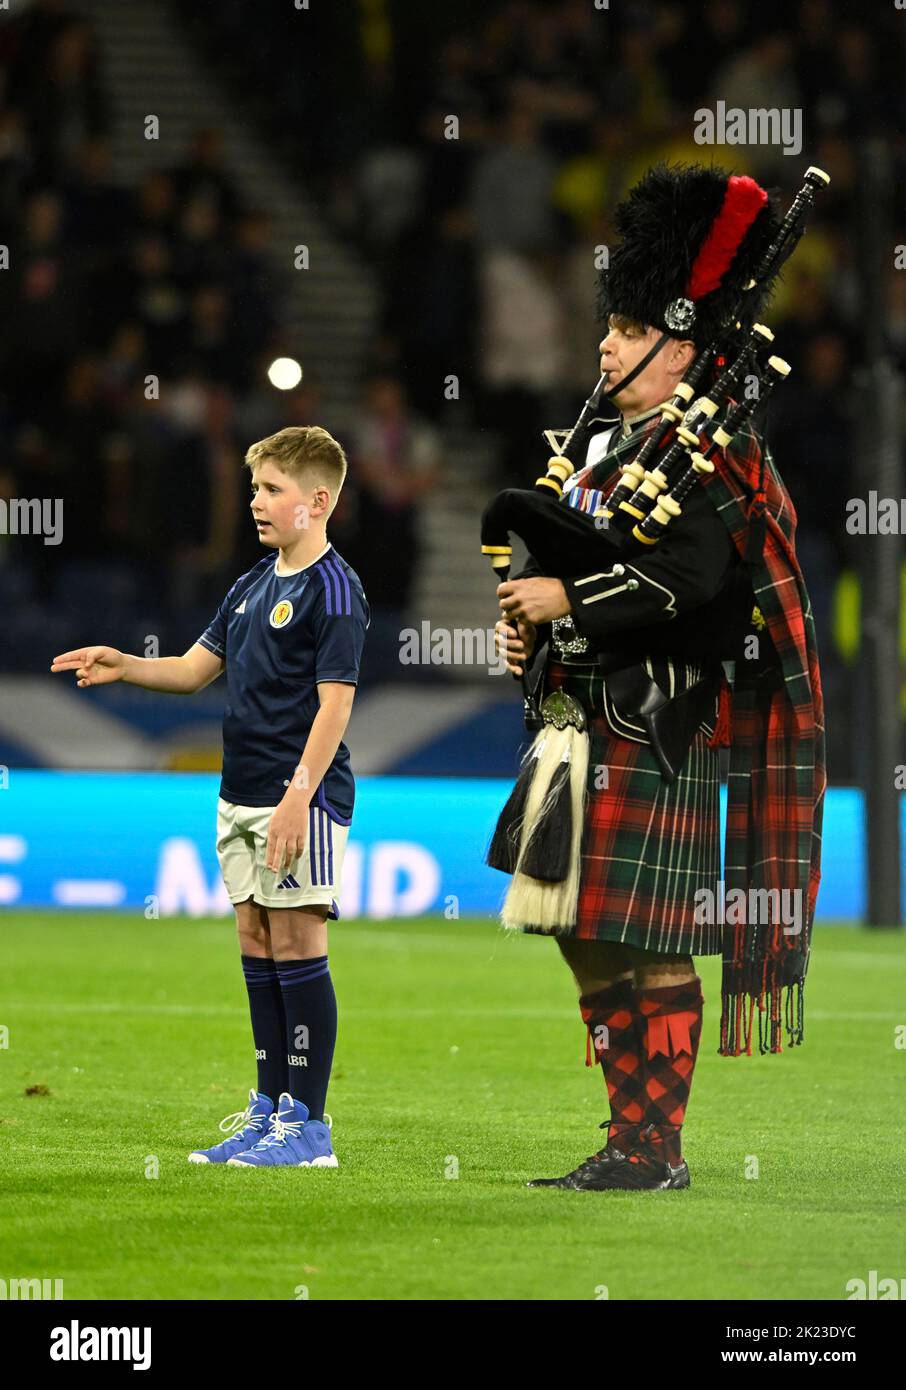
[769,330,854,573]
[478,248,569,483]
[352,373,441,617]
[553,116,635,239]
[27,18,109,182]
[127,236,186,364]
[172,196,234,288]
[166,383,242,632]
[48,354,121,561]
[794,0,838,115]
[470,103,557,252]
[176,283,248,391]
[64,138,131,348]
[98,322,148,413]
[708,32,803,180]
[660,0,749,105]
[391,204,479,418]
[168,128,240,227]
[0,109,32,223]
[1,189,80,412]
[230,211,280,360]
[131,169,178,242]
[356,145,424,259]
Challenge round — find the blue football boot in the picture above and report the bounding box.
[227,1092,338,1168]
[188,1089,275,1164]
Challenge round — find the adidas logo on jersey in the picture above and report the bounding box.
[234,599,246,613]
[276,873,301,890]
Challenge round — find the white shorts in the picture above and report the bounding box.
[216,797,349,915]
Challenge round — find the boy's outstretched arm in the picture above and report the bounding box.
[50,643,224,694]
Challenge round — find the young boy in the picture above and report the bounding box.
[51,426,369,1169]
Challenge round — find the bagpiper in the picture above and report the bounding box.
[485,162,827,1191]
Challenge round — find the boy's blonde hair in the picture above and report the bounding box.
[244,426,348,517]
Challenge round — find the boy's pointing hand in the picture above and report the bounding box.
[51,646,126,687]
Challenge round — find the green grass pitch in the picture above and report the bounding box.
[0,913,902,1301]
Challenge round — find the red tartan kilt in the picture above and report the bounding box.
[527,660,724,956]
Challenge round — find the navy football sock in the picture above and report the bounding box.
[241,955,285,1106]
[275,956,337,1122]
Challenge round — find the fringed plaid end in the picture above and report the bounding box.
[718,989,756,1056]
[787,976,805,1046]
[719,978,805,1056]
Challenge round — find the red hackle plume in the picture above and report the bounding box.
[685,176,768,302]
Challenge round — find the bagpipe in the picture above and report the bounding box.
[481,165,830,932]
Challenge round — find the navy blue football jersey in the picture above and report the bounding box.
[197,544,369,816]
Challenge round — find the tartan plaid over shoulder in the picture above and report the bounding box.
[702,425,827,1056]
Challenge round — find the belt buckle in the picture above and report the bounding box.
[551,616,590,657]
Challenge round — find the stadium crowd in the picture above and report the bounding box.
[2,0,904,773]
